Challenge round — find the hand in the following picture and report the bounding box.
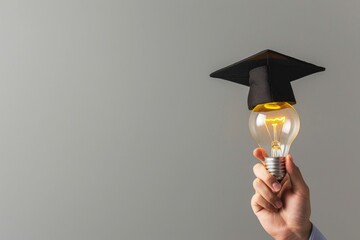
[251,148,312,240]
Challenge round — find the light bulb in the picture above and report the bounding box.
[249,102,300,181]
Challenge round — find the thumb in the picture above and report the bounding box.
[285,155,309,194]
[253,148,268,162]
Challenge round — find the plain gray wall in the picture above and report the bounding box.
[0,0,359,239]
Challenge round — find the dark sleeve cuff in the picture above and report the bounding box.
[309,224,327,240]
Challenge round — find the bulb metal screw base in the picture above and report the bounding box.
[264,157,286,182]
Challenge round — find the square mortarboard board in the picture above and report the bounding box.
[210,49,325,110]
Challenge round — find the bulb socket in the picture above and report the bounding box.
[264,157,286,182]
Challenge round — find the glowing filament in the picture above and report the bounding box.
[264,117,286,157]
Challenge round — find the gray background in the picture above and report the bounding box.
[0,0,359,239]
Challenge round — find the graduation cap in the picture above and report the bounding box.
[210,49,325,110]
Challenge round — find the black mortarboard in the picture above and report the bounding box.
[210,49,325,110]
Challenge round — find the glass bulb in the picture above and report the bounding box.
[249,102,300,180]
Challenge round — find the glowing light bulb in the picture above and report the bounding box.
[249,102,300,181]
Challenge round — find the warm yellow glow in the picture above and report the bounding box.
[264,103,281,110]
[265,117,286,124]
[249,101,300,158]
[252,102,293,113]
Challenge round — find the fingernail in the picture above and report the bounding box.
[276,201,283,209]
[272,182,281,192]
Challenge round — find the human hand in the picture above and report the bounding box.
[251,148,312,240]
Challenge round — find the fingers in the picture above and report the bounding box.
[252,150,285,211]
[251,192,278,213]
[253,178,283,209]
[285,155,309,194]
[253,163,281,192]
[253,148,267,161]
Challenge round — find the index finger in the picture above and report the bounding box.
[253,163,281,192]
[252,148,281,192]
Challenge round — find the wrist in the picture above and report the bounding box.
[284,221,312,240]
[273,221,312,240]
[297,221,312,240]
